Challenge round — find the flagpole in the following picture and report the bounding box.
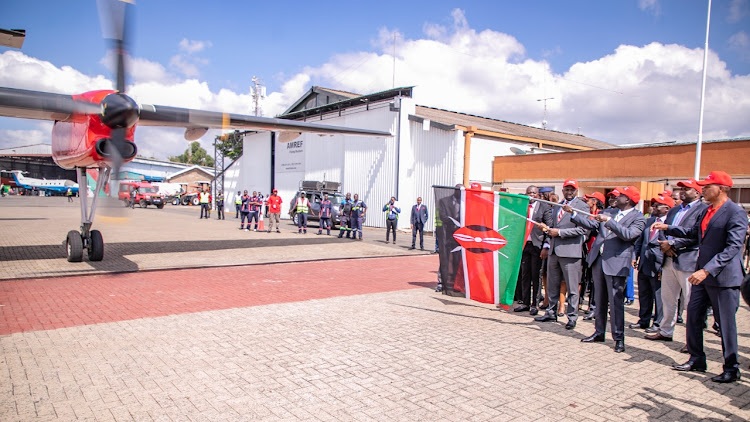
[694,0,712,180]
[530,197,598,218]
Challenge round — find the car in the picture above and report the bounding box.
[288,181,344,229]
[117,181,165,209]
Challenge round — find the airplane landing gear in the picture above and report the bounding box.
[66,166,109,262]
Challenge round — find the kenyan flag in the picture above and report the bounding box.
[434,186,529,307]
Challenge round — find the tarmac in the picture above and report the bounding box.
[1,196,749,421]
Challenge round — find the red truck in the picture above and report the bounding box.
[118,181,165,209]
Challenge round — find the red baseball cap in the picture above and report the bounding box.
[272,188,278,192]
[677,178,703,193]
[619,186,641,204]
[584,192,606,203]
[660,190,672,197]
[562,179,578,189]
[470,182,482,190]
[651,194,675,208]
[696,170,733,187]
[607,188,621,197]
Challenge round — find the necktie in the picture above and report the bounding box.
[557,203,565,222]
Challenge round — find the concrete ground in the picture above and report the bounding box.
[1,196,749,421]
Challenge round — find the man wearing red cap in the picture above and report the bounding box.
[266,189,283,233]
[632,194,674,331]
[654,171,747,383]
[581,192,607,319]
[534,179,589,329]
[514,185,553,315]
[647,179,708,345]
[567,186,646,353]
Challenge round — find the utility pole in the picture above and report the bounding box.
[251,76,265,116]
[537,97,554,130]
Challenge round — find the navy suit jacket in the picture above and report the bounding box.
[411,204,429,225]
[572,208,646,277]
[666,199,748,288]
[663,200,708,272]
[634,215,666,277]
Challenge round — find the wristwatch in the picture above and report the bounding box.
[668,239,675,246]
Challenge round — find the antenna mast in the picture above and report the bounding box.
[537,97,554,130]
[251,76,265,116]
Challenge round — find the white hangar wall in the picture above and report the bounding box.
[223,131,272,209]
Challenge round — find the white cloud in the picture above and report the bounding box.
[638,0,661,16]
[178,39,213,54]
[169,39,213,78]
[728,0,749,23]
[728,30,750,61]
[0,126,51,149]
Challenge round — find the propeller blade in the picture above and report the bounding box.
[109,127,126,181]
[0,87,101,120]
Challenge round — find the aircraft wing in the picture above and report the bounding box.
[137,103,392,137]
[0,87,101,121]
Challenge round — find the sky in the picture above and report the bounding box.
[0,0,749,160]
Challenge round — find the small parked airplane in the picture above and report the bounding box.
[6,170,79,194]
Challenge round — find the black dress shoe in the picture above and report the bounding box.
[672,360,707,372]
[624,299,634,305]
[583,313,595,321]
[539,303,549,310]
[409,246,415,250]
[513,305,530,312]
[644,332,673,342]
[581,333,605,343]
[534,313,557,322]
[711,370,740,383]
[614,340,625,353]
[645,326,660,334]
[565,320,576,330]
[680,345,689,354]
[676,315,684,324]
[529,307,538,316]
[628,323,648,329]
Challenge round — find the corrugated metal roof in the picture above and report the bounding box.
[414,105,613,150]
[0,143,52,156]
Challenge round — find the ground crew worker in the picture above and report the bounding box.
[351,193,367,240]
[248,191,261,231]
[294,191,311,234]
[66,187,73,202]
[338,193,353,238]
[199,187,210,219]
[235,191,242,218]
[215,191,225,220]
[130,187,137,209]
[318,192,333,235]
[266,189,283,233]
[239,190,250,230]
[382,196,400,243]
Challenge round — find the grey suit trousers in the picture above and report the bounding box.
[593,263,627,341]
[546,254,582,322]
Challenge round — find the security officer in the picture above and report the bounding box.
[351,193,367,240]
[295,191,311,234]
[235,191,242,218]
[338,192,353,239]
[199,187,210,219]
[382,196,400,243]
[215,191,225,220]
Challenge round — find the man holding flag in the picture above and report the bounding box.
[534,180,589,330]
[514,185,553,316]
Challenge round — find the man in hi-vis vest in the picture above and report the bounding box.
[199,187,210,219]
[295,191,310,234]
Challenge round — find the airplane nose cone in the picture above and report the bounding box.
[100,93,139,129]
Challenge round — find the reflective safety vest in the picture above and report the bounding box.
[199,192,210,204]
[296,197,309,213]
[235,196,242,205]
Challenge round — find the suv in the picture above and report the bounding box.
[288,181,344,229]
[118,182,165,209]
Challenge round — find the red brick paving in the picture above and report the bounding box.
[0,255,438,335]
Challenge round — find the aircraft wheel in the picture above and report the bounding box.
[88,230,104,261]
[139,199,147,208]
[66,230,83,262]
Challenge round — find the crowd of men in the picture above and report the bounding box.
[510,171,746,383]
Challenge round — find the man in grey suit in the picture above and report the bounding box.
[514,185,553,315]
[534,179,589,329]
[631,194,674,331]
[569,186,646,353]
[645,179,708,343]
[410,196,429,250]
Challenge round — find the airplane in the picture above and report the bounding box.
[0,0,391,263]
[4,170,79,195]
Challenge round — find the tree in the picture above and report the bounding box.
[215,131,244,161]
[169,141,215,167]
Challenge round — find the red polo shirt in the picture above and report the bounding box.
[701,198,727,235]
[267,195,282,213]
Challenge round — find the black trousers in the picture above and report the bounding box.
[519,241,542,307]
[200,203,210,218]
[386,219,397,241]
[687,283,740,372]
[592,256,626,341]
[412,222,424,248]
[637,272,662,327]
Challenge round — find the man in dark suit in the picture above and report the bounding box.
[568,186,646,352]
[646,179,708,344]
[514,185,553,315]
[410,196,429,250]
[534,179,589,329]
[631,194,674,331]
[654,171,748,383]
